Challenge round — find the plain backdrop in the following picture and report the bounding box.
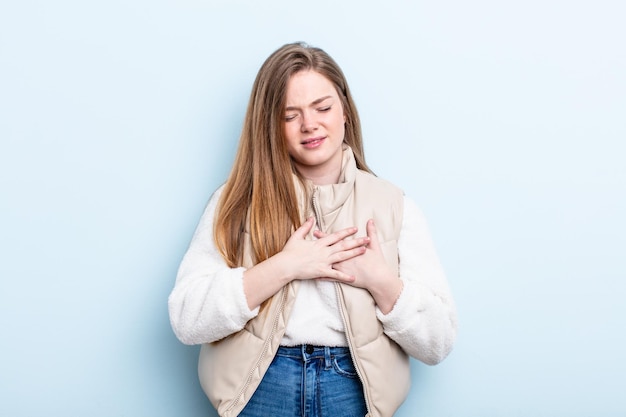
[1,0,625,416]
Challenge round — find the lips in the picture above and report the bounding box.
[301,136,326,148]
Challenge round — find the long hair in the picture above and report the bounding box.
[214,42,372,267]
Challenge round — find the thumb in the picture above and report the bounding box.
[366,219,381,250]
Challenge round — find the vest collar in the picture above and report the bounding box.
[301,145,357,232]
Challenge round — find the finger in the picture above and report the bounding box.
[331,245,366,263]
[313,229,327,239]
[314,229,366,246]
[334,236,370,253]
[319,226,358,246]
[292,217,315,239]
[316,271,356,284]
[366,219,381,250]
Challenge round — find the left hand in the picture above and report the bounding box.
[314,219,403,313]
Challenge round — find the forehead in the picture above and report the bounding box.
[285,70,337,104]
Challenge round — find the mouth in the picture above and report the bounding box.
[301,136,326,148]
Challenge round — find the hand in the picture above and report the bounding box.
[276,217,370,283]
[242,217,369,310]
[314,219,402,313]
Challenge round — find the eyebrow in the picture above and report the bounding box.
[285,95,333,111]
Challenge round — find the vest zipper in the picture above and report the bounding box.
[311,187,372,415]
[335,283,373,416]
[225,285,289,415]
[311,186,323,230]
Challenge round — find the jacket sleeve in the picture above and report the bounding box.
[376,196,458,365]
[168,186,259,345]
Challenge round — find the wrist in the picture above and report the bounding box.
[370,276,403,315]
[265,251,295,285]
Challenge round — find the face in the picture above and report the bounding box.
[283,70,346,184]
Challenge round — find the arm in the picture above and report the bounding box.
[376,196,458,365]
[168,186,258,345]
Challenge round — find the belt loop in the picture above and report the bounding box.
[324,346,332,369]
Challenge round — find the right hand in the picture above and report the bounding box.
[274,217,370,283]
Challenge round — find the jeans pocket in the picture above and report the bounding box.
[332,354,358,378]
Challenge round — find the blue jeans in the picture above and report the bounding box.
[239,345,367,417]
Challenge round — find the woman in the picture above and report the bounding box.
[169,42,457,417]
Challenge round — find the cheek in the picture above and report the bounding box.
[335,113,346,136]
[337,122,345,139]
[283,125,299,154]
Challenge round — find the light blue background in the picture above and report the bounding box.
[1,0,624,416]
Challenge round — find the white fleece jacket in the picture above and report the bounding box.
[169,187,457,365]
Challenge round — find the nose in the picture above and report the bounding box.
[300,111,318,132]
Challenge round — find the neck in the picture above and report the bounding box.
[295,147,345,185]
[296,162,341,185]
[307,171,340,186]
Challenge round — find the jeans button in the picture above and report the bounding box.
[305,345,314,354]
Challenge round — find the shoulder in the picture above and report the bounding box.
[355,169,404,199]
[203,183,227,213]
[402,194,421,218]
[192,184,227,232]
[209,183,226,203]
[399,194,435,241]
[354,170,405,237]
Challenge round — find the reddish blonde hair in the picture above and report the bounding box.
[214,42,371,267]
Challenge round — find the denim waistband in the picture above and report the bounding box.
[277,345,351,362]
